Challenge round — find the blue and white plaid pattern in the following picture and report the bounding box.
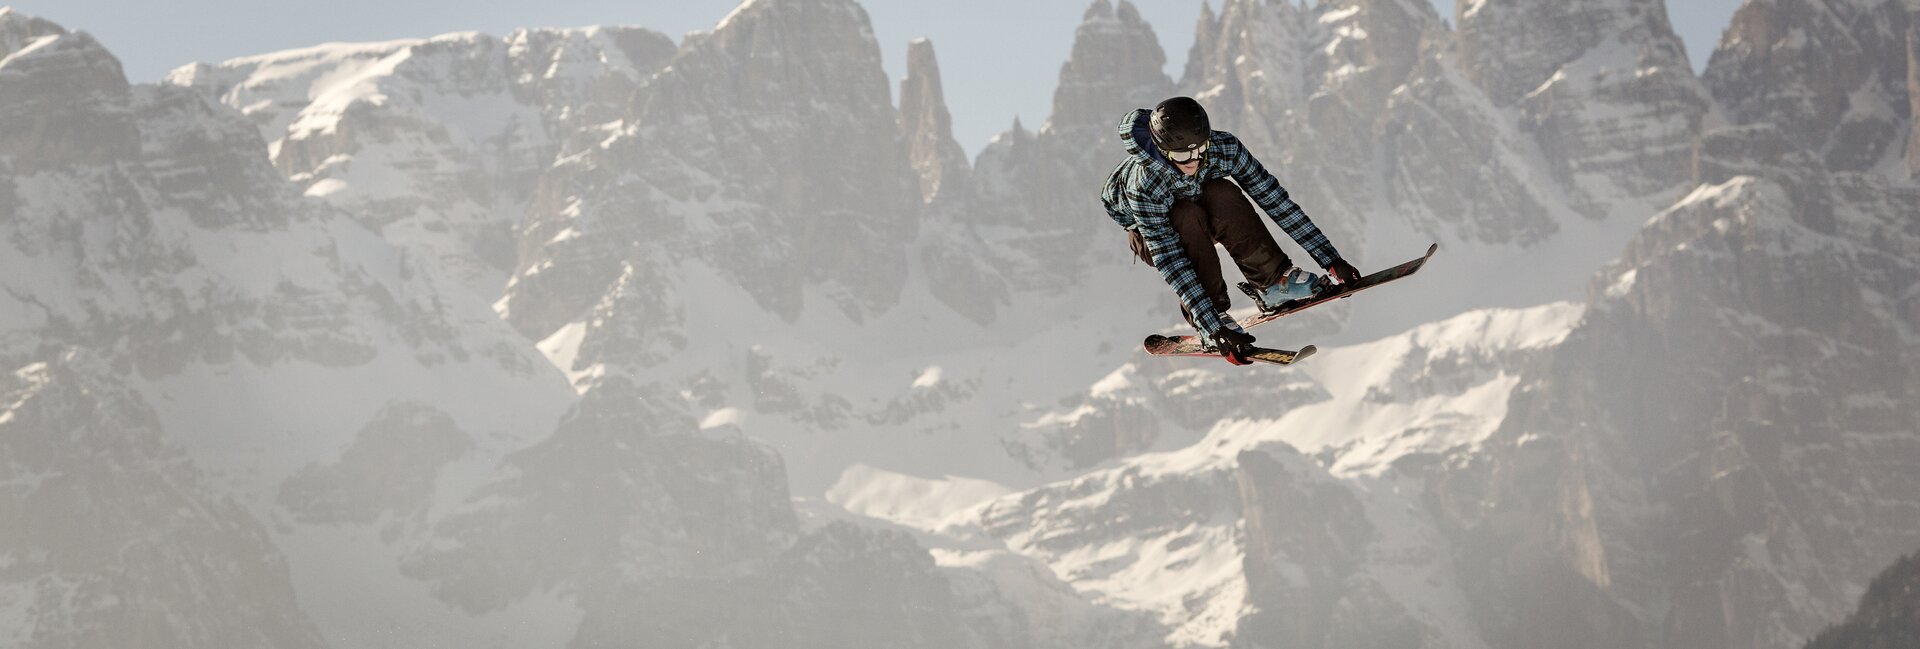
[1102,109,1342,337]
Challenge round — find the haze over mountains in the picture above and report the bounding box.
[1,0,1915,648]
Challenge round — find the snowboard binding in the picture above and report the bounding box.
[1238,273,1334,315]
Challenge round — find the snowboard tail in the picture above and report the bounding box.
[1236,243,1439,329]
[1142,334,1316,366]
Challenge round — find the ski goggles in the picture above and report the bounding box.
[1162,141,1208,163]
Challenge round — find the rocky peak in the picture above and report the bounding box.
[502,0,921,335]
[1703,0,1913,173]
[0,10,135,172]
[1181,0,1308,151]
[1456,0,1686,107]
[967,0,1171,230]
[1180,0,1218,86]
[506,25,676,131]
[1309,0,1447,109]
[1045,0,1175,135]
[627,0,909,215]
[1460,0,1708,217]
[0,6,62,55]
[897,37,971,204]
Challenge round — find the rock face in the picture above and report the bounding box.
[401,377,797,614]
[278,401,473,527]
[402,376,996,649]
[1448,172,1920,649]
[1183,0,1309,155]
[899,38,971,205]
[1234,448,1410,649]
[0,9,136,173]
[0,352,329,649]
[502,0,921,338]
[1,10,121,173]
[1380,52,1563,245]
[1048,0,1176,135]
[1457,0,1711,217]
[1457,0,1663,106]
[1704,0,1913,173]
[1804,551,1920,649]
[166,26,677,301]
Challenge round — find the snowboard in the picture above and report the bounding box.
[1142,334,1316,366]
[1235,243,1439,330]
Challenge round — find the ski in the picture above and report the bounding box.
[1142,334,1316,366]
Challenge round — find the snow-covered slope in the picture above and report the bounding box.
[838,304,1583,647]
[166,25,676,302]
[0,9,583,647]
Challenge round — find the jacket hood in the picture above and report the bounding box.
[1119,108,1165,165]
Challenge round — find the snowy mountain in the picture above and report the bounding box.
[4,0,1916,648]
[4,2,1168,648]
[165,25,677,304]
[0,8,579,646]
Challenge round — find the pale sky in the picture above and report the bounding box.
[9,0,1743,156]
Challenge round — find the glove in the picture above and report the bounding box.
[1326,259,1361,285]
[1210,328,1256,366]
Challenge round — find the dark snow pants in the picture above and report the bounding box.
[1129,178,1293,328]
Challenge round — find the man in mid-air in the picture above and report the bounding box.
[1102,96,1360,365]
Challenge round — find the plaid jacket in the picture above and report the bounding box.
[1101,108,1342,337]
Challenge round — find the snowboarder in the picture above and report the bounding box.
[1102,96,1361,365]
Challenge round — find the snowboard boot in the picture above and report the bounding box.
[1240,267,1330,313]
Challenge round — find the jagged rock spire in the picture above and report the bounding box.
[1180,0,1307,151]
[967,0,1173,240]
[1179,0,1220,87]
[1045,0,1174,134]
[1704,0,1914,173]
[897,37,971,204]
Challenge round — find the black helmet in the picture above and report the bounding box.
[1150,97,1210,153]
